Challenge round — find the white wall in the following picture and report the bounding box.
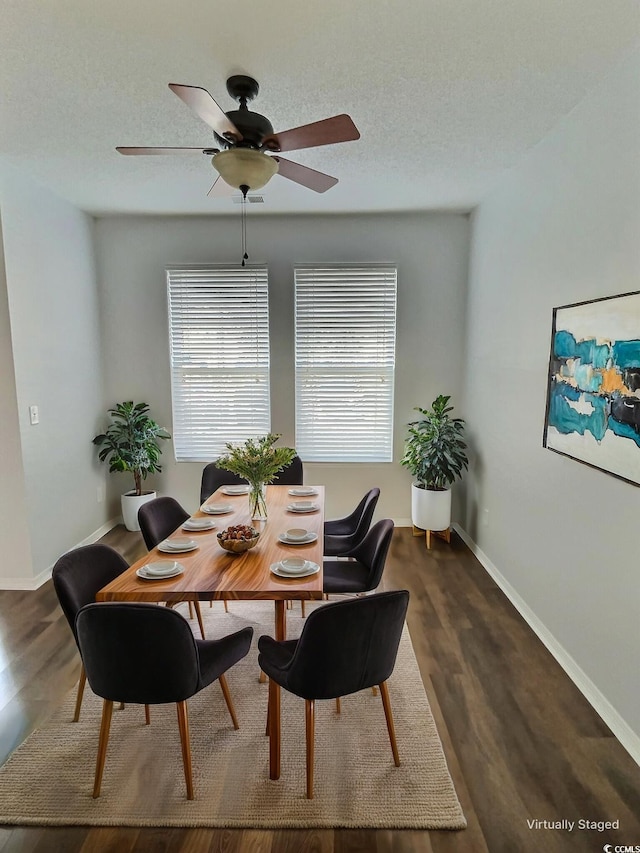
[94,212,470,521]
[462,47,640,747]
[0,165,108,583]
[0,212,33,579]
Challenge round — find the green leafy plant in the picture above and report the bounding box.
[217,434,296,519]
[401,395,468,490]
[92,401,171,496]
[217,434,296,485]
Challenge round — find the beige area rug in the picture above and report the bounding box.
[0,600,466,829]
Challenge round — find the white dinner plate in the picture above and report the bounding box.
[136,563,184,581]
[182,518,216,531]
[143,560,180,576]
[270,561,320,579]
[201,503,233,515]
[278,532,318,545]
[288,487,318,497]
[158,538,198,553]
[287,503,319,513]
[222,485,250,495]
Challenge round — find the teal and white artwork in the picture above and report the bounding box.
[543,291,640,486]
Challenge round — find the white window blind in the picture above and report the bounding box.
[167,265,270,461]
[294,265,397,462]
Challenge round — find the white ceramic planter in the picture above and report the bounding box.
[411,483,451,532]
[121,490,156,532]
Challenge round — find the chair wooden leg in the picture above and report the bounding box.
[218,673,239,730]
[145,704,151,725]
[119,702,125,710]
[188,601,194,619]
[335,696,341,714]
[176,700,194,800]
[305,699,315,799]
[92,699,114,798]
[259,670,267,683]
[193,600,206,639]
[223,600,229,613]
[372,685,378,696]
[73,666,86,722]
[379,681,400,766]
[300,600,306,617]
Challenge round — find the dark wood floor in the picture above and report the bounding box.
[0,527,638,852]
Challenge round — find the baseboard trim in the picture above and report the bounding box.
[0,517,121,591]
[452,523,640,767]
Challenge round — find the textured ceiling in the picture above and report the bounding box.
[1,0,638,216]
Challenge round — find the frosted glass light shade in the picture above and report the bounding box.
[212,149,278,190]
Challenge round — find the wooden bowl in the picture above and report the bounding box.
[217,531,260,554]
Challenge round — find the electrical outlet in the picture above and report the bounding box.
[29,405,39,425]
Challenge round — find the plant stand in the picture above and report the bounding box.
[412,524,451,549]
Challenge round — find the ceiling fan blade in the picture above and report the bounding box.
[274,156,338,193]
[116,147,208,155]
[262,114,359,153]
[207,176,234,197]
[168,84,242,142]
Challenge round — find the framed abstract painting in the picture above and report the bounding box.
[543,290,640,486]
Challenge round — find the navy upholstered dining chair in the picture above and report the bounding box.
[323,517,394,595]
[323,487,380,557]
[76,602,253,799]
[137,496,218,631]
[52,543,129,722]
[258,589,409,798]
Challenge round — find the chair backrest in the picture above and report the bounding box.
[200,462,246,505]
[271,454,304,486]
[138,496,190,550]
[324,487,380,537]
[76,602,201,704]
[353,487,380,537]
[351,517,394,590]
[52,544,129,645]
[281,590,409,700]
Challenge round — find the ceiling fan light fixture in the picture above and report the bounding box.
[212,148,278,191]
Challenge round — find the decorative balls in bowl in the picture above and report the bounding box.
[217,524,260,554]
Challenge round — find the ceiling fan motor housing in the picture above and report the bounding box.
[214,75,275,149]
[216,109,274,149]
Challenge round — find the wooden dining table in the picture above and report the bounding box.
[95,484,325,780]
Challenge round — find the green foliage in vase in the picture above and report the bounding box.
[401,395,468,491]
[92,401,171,496]
[217,434,296,487]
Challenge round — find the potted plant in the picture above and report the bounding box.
[217,433,296,520]
[93,401,171,531]
[400,394,468,545]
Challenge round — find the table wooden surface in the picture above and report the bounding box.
[96,484,325,605]
[95,484,325,780]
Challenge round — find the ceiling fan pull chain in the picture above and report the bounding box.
[240,184,249,266]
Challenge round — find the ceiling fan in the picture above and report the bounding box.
[117,75,360,197]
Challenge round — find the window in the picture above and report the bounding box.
[167,265,270,461]
[294,265,397,462]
